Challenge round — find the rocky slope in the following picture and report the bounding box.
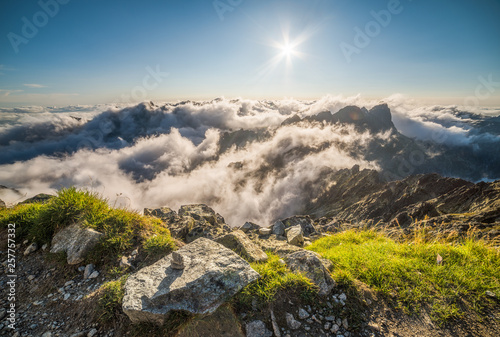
[304,166,500,240]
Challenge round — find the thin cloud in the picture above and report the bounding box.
[24,84,47,88]
[0,89,23,96]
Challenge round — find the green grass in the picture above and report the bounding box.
[0,202,44,239]
[234,252,318,306]
[307,229,500,323]
[97,275,129,323]
[0,187,176,266]
[143,232,177,257]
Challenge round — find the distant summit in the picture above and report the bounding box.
[283,103,395,133]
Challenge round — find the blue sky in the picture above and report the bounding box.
[0,0,499,107]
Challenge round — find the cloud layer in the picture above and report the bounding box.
[0,95,498,225]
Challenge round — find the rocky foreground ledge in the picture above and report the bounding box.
[1,192,499,337]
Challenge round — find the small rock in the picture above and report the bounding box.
[259,227,272,236]
[171,252,185,270]
[325,315,335,321]
[33,300,44,306]
[42,243,48,250]
[330,324,339,333]
[324,322,331,330]
[78,266,86,272]
[270,310,281,337]
[120,256,132,268]
[88,328,98,337]
[285,313,301,330]
[246,320,272,337]
[28,275,36,281]
[298,307,309,319]
[0,308,6,320]
[24,242,38,256]
[70,332,86,337]
[339,293,347,301]
[485,290,496,298]
[64,293,71,300]
[88,270,100,279]
[342,318,349,330]
[84,264,95,279]
[41,332,52,337]
[65,280,75,287]
[30,323,38,329]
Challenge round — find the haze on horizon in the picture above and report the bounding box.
[0,0,499,108]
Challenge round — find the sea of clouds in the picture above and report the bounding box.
[0,95,498,225]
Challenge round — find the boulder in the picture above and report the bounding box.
[178,205,232,243]
[217,230,268,262]
[278,215,317,236]
[178,204,225,226]
[285,250,335,296]
[50,223,104,265]
[240,222,260,233]
[271,221,285,236]
[246,320,272,337]
[144,207,178,222]
[122,238,260,324]
[286,225,304,246]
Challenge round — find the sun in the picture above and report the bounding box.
[281,43,295,57]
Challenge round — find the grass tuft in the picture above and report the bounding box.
[0,187,176,268]
[307,229,500,324]
[97,275,129,323]
[234,252,318,307]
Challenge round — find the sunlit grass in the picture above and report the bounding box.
[307,229,500,323]
[0,187,176,266]
[234,252,318,306]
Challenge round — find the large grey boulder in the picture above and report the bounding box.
[286,225,304,247]
[217,230,268,262]
[122,238,260,325]
[50,223,104,265]
[285,250,335,296]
